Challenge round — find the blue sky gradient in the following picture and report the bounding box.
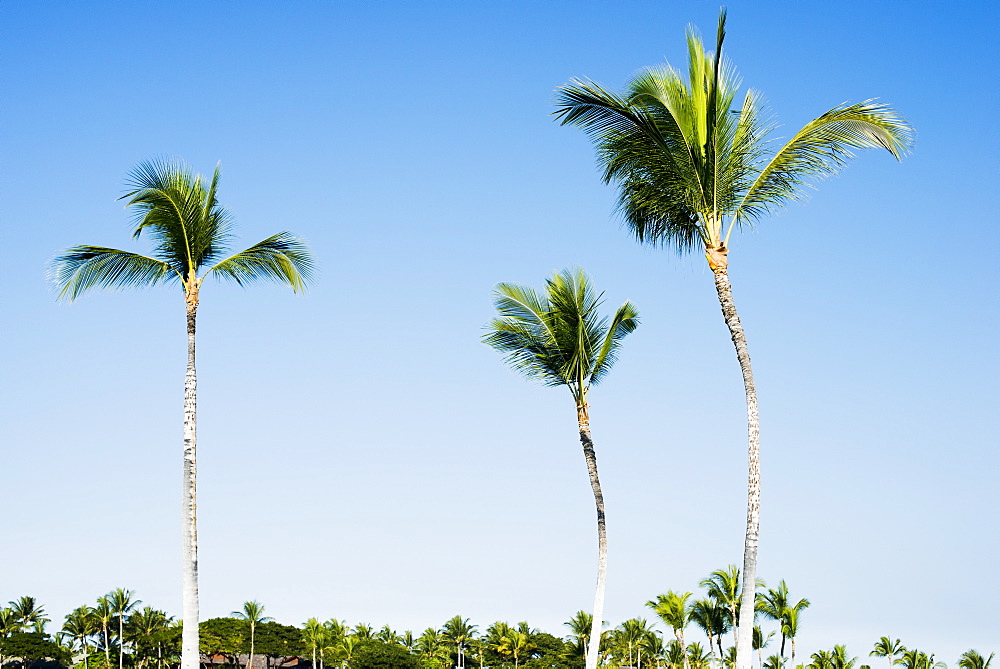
[3,0,997,661]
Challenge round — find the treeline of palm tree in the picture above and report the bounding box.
[2,592,992,669]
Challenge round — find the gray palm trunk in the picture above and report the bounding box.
[181,294,200,669]
[248,623,256,669]
[709,253,761,669]
[578,404,606,669]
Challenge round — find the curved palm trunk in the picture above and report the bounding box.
[578,404,607,669]
[708,249,760,669]
[181,295,200,669]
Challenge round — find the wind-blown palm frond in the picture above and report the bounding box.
[208,232,313,292]
[51,247,174,302]
[484,269,638,403]
[735,100,914,222]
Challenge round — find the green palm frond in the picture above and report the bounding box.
[123,158,234,276]
[485,268,639,403]
[735,100,914,222]
[51,246,175,302]
[208,232,313,292]
[557,13,913,253]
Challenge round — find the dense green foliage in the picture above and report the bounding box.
[2,582,990,669]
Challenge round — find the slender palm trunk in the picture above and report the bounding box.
[708,249,760,669]
[789,639,795,668]
[119,615,126,669]
[249,625,255,669]
[578,403,607,669]
[104,624,111,669]
[181,294,200,669]
[680,630,688,669]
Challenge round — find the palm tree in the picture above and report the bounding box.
[484,268,638,669]
[62,606,97,669]
[758,581,808,659]
[52,160,312,669]
[959,651,995,669]
[613,618,654,668]
[647,590,692,669]
[763,655,785,669]
[752,627,773,669]
[555,14,912,669]
[109,589,140,669]
[958,650,995,669]
[94,595,115,669]
[690,599,731,664]
[871,638,905,669]
[8,597,47,632]
[416,628,451,668]
[232,601,273,669]
[127,607,172,669]
[441,616,477,668]
[701,567,741,642]
[302,619,326,669]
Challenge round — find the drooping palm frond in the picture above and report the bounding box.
[208,232,313,292]
[51,246,174,302]
[735,100,914,222]
[123,159,234,276]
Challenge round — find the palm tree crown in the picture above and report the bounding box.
[554,11,913,262]
[52,159,312,303]
[484,267,638,404]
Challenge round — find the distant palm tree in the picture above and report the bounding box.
[8,597,48,632]
[353,623,374,642]
[485,268,638,669]
[302,618,326,669]
[870,638,905,669]
[62,606,97,669]
[109,589,140,669]
[127,607,172,669]
[763,655,785,669]
[701,567,741,641]
[232,601,273,669]
[647,590,692,668]
[555,14,912,669]
[52,160,312,669]
[94,596,114,669]
[441,616,477,668]
[758,581,808,659]
[959,651,994,669]
[753,626,774,669]
[690,598,731,662]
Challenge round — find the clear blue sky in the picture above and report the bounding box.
[3,0,997,661]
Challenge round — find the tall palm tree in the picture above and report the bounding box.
[647,591,692,669]
[52,160,312,669]
[555,14,912,669]
[232,601,273,669]
[109,588,140,669]
[485,268,638,669]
